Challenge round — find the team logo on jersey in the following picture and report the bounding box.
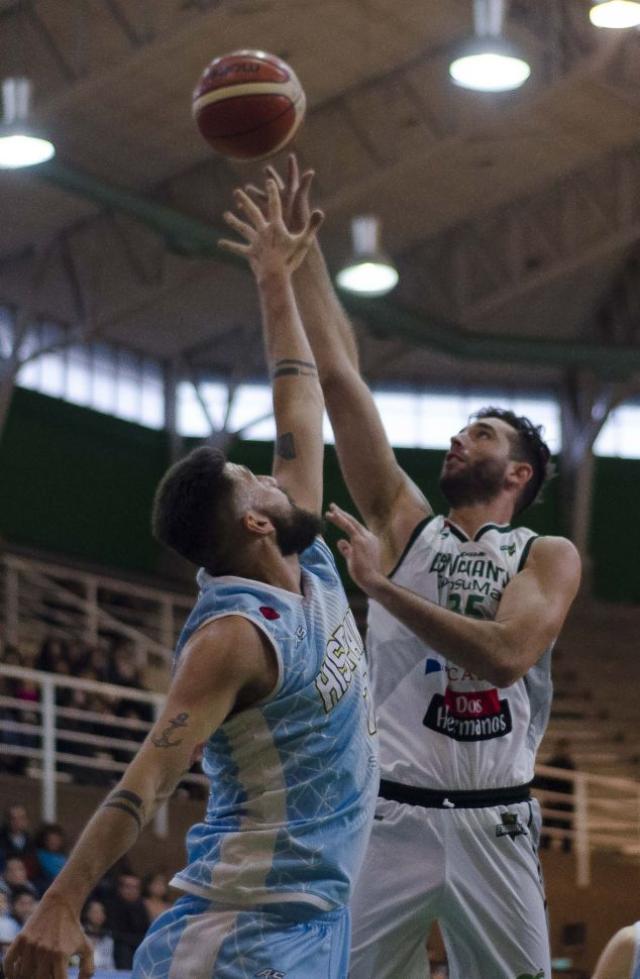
[425,658,442,675]
[496,812,526,838]
[515,971,545,979]
[423,686,512,741]
[500,543,517,556]
[255,970,286,978]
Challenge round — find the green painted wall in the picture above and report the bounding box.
[0,388,634,601]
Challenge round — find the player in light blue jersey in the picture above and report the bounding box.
[5,180,378,979]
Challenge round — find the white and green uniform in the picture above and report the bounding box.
[350,515,553,979]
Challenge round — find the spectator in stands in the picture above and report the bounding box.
[0,807,38,878]
[0,914,20,962]
[141,871,171,923]
[0,858,38,900]
[8,887,38,931]
[34,638,69,675]
[109,643,154,725]
[34,824,67,895]
[81,898,115,971]
[536,737,576,853]
[85,644,110,683]
[104,871,149,970]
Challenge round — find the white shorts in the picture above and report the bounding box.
[349,796,550,979]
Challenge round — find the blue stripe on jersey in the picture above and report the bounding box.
[170,538,378,911]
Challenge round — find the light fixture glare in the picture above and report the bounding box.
[0,132,55,168]
[589,0,640,28]
[449,51,531,91]
[336,261,399,297]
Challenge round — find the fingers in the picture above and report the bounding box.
[307,208,324,235]
[263,164,285,192]
[265,178,283,222]
[233,188,267,228]
[78,941,95,979]
[244,183,268,203]
[336,539,353,559]
[222,209,255,240]
[286,153,300,190]
[325,503,363,536]
[218,237,252,257]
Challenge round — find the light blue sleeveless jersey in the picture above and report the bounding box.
[169,537,378,912]
[633,921,640,979]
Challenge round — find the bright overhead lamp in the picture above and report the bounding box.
[335,216,399,297]
[589,0,640,28]
[449,0,531,92]
[0,78,55,169]
[450,37,531,92]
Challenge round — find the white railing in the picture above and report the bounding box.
[0,665,207,838]
[0,665,638,885]
[0,552,193,668]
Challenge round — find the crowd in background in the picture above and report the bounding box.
[0,634,153,783]
[0,803,173,969]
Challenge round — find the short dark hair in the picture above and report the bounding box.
[151,446,236,571]
[472,406,553,514]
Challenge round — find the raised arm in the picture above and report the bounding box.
[249,157,430,565]
[221,180,325,515]
[591,925,637,979]
[328,506,581,688]
[3,616,275,979]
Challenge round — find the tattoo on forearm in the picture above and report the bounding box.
[151,711,189,748]
[276,432,296,460]
[272,358,318,379]
[101,789,145,830]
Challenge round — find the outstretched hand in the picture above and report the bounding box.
[3,893,95,979]
[219,177,323,278]
[326,503,386,596]
[244,153,315,235]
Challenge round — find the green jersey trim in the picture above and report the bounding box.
[388,516,435,579]
[517,535,540,573]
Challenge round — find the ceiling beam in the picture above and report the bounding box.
[31,160,640,376]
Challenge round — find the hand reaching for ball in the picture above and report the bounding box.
[219,178,323,279]
[244,154,315,236]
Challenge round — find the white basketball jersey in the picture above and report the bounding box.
[367,515,554,792]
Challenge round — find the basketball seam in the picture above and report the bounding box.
[193,81,299,112]
[195,96,303,140]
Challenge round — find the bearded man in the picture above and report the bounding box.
[264,156,581,979]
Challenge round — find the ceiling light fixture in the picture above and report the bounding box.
[336,216,399,297]
[589,0,640,28]
[449,0,531,92]
[0,78,55,169]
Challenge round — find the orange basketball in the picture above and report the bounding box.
[192,50,306,161]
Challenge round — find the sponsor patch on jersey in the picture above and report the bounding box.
[496,812,526,838]
[423,687,512,741]
[259,606,280,620]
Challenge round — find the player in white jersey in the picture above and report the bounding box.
[251,156,582,979]
[593,923,640,979]
[4,181,378,979]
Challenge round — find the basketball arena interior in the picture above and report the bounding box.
[1,1,640,977]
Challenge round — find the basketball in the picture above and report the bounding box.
[192,50,306,161]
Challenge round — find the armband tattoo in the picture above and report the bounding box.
[101,789,145,830]
[272,358,318,379]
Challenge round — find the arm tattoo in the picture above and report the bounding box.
[151,711,189,748]
[272,358,318,379]
[101,789,145,830]
[276,432,296,460]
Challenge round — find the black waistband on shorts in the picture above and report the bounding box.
[379,779,532,809]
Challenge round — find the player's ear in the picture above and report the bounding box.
[243,510,274,537]
[506,461,533,494]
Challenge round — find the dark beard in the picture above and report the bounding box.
[439,457,507,508]
[271,505,324,556]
